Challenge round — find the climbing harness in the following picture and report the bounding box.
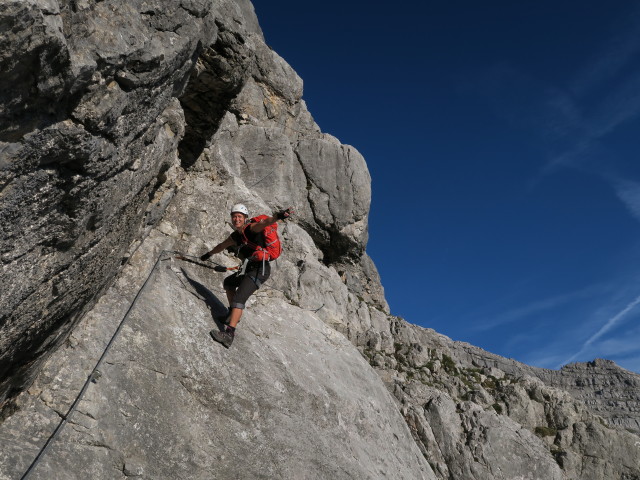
[174,251,323,311]
[238,258,249,276]
[187,249,324,312]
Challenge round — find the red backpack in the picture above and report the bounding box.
[240,215,282,262]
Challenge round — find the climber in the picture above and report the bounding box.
[200,203,293,348]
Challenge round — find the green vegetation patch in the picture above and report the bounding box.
[441,354,458,375]
[534,426,558,437]
[481,376,498,390]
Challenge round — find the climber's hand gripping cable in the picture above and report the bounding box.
[174,253,237,272]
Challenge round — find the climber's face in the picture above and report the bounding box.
[231,212,247,230]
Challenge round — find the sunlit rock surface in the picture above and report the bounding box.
[1,1,639,479]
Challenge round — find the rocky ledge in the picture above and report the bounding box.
[1,1,639,479]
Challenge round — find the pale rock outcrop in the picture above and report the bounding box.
[362,319,640,480]
[542,359,640,435]
[1,0,640,479]
[426,334,640,436]
[0,231,433,479]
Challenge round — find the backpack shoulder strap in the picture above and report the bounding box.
[240,221,261,249]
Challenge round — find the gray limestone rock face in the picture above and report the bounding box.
[361,318,640,480]
[428,334,640,436]
[0,236,434,480]
[0,0,217,405]
[178,35,371,265]
[295,137,371,261]
[417,390,564,480]
[0,0,69,142]
[333,254,390,313]
[543,359,640,435]
[2,0,640,479]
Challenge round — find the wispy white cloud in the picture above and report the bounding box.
[520,313,640,372]
[532,6,640,182]
[526,352,572,371]
[538,138,592,176]
[585,69,640,138]
[614,179,640,223]
[597,332,640,358]
[465,8,640,373]
[540,74,640,177]
[472,284,605,332]
[559,293,640,368]
[611,354,640,374]
[570,5,640,97]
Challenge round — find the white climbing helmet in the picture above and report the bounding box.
[230,203,249,217]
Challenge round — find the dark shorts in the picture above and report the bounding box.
[223,262,271,309]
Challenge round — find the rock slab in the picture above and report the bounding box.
[0,240,433,480]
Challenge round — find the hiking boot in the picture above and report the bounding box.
[210,329,234,348]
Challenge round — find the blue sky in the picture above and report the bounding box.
[253,1,640,373]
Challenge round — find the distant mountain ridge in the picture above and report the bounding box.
[1,1,639,479]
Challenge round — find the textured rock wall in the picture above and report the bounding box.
[0,0,218,404]
[0,11,424,471]
[1,1,640,479]
[0,236,433,479]
[426,336,640,436]
[541,359,640,435]
[361,319,640,480]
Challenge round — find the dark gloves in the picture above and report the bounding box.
[200,251,212,261]
[275,207,293,220]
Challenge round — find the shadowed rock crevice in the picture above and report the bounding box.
[0,1,73,142]
[178,25,249,169]
[0,309,75,412]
